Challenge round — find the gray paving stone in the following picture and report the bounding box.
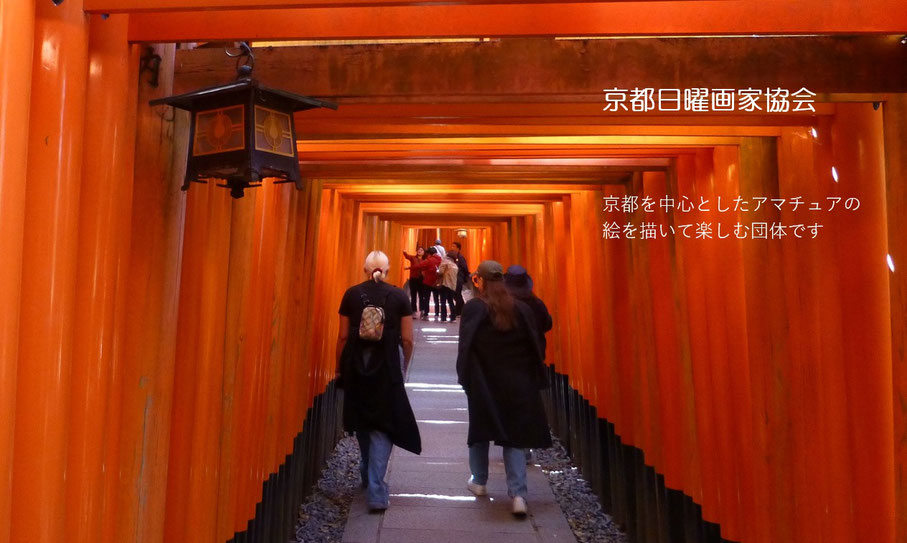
[377,528,539,543]
[529,503,574,530]
[343,319,577,543]
[341,499,382,543]
[380,504,536,533]
[537,528,579,542]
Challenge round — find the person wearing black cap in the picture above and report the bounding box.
[456,260,552,517]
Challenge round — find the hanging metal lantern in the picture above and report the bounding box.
[150,43,337,198]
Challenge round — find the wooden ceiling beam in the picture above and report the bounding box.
[293,102,836,119]
[296,122,793,138]
[171,37,907,100]
[126,2,907,41]
[327,182,601,192]
[313,172,632,183]
[359,202,545,214]
[90,0,695,13]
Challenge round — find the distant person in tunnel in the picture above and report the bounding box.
[438,253,459,322]
[456,260,552,517]
[402,246,425,317]
[336,250,422,512]
[448,241,470,317]
[432,238,446,259]
[414,246,442,321]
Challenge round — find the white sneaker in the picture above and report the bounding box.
[511,496,528,516]
[466,476,487,496]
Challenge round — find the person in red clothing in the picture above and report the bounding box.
[413,246,443,320]
[403,246,425,316]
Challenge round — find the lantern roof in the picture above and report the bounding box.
[149,77,337,112]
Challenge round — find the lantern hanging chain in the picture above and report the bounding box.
[225,42,255,80]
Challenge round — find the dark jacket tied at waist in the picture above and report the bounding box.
[339,330,422,455]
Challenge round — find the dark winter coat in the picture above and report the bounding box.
[338,282,422,455]
[453,253,470,287]
[456,297,552,448]
[513,294,552,357]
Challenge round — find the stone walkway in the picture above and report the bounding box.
[341,317,577,543]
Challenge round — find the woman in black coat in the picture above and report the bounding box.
[456,260,551,516]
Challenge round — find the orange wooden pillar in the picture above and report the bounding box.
[775,126,827,543]
[599,186,628,431]
[641,170,688,496]
[738,135,789,543]
[99,42,141,543]
[710,145,750,542]
[271,187,301,467]
[810,116,855,543]
[260,186,293,486]
[164,183,231,543]
[830,103,895,543]
[884,94,907,543]
[116,44,185,543]
[215,194,256,540]
[0,1,35,542]
[673,151,723,527]
[10,0,89,542]
[237,184,283,525]
[276,188,311,463]
[622,175,662,482]
[66,14,136,543]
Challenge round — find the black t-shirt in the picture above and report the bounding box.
[339,280,413,337]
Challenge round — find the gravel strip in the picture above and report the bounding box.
[533,436,630,543]
[294,434,361,543]
[294,432,628,543]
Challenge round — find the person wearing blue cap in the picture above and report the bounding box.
[503,265,553,465]
[503,265,552,356]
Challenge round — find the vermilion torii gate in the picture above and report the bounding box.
[1,1,906,543]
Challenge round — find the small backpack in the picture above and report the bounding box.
[358,289,389,342]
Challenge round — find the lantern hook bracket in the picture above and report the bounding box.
[139,46,162,88]
[225,42,255,80]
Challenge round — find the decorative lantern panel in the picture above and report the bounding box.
[151,78,337,198]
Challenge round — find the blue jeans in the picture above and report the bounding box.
[468,442,528,498]
[357,430,394,509]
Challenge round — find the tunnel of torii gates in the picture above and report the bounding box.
[1,1,907,543]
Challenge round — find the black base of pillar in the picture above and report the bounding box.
[227,380,345,543]
[545,366,737,543]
